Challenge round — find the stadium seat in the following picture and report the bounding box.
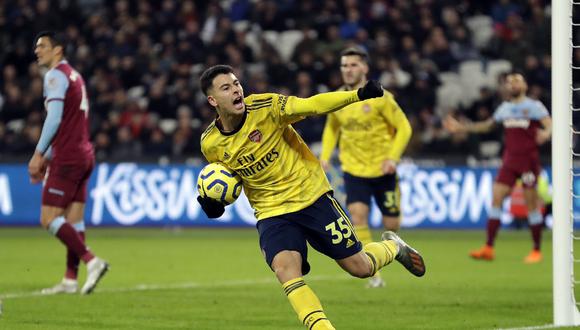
[436,83,463,110]
[479,141,501,158]
[244,30,263,59]
[277,30,304,62]
[459,61,489,107]
[486,60,512,88]
[438,72,461,85]
[159,119,177,134]
[465,15,494,49]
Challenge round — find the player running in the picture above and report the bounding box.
[320,47,412,288]
[197,64,426,330]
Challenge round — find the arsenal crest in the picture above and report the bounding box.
[248,129,262,143]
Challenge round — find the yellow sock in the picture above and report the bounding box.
[355,225,383,279]
[354,225,372,245]
[363,240,399,275]
[282,277,335,330]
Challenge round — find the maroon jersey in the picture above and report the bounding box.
[45,61,94,164]
[492,97,549,163]
[492,97,549,187]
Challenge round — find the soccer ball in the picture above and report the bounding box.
[197,163,242,205]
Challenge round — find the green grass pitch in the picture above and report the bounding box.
[0,227,578,329]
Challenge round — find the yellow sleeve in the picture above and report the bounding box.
[320,113,340,162]
[282,90,360,117]
[383,95,412,161]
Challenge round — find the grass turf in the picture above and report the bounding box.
[0,227,577,329]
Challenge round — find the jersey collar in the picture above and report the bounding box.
[215,109,247,136]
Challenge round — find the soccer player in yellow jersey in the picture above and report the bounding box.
[320,47,412,288]
[197,65,426,330]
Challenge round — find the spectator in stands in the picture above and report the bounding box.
[0,0,553,162]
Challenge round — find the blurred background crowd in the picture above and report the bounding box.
[0,0,556,163]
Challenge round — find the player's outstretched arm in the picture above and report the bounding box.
[320,114,340,172]
[443,115,495,134]
[286,80,384,116]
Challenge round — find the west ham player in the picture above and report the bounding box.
[28,31,109,294]
[444,72,552,263]
[197,65,426,330]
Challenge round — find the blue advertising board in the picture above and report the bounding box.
[0,163,569,228]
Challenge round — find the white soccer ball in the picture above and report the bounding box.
[197,163,242,205]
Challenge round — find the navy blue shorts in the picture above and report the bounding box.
[256,192,362,275]
[344,172,400,217]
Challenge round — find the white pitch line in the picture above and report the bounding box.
[496,324,561,330]
[0,274,350,300]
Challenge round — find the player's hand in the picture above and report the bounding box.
[443,115,464,133]
[357,80,384,100]
[320,160,331,171]
[28,151,48,184]
[382,159,397,175]
[197,196,225,218]
[536,129,551,145]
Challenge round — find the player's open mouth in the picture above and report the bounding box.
[233,96,244,110]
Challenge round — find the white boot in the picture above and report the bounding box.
[80,257,109,295]
[41,278,78,295]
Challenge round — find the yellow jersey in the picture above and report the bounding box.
[201,91,360,220]
[320,89,412,178]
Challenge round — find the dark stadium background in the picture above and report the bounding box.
[0,0,557,165]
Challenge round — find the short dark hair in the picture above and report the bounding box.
[340,46,369,64]
[34,31,66,50]
[200,65,234,96]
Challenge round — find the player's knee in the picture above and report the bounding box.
[271,251,303,282]
[273,264,302,282]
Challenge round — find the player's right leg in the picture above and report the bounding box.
[523,184,543,263]
[62,203,86,285]
[470,179,512,261]
[257,216,335,330]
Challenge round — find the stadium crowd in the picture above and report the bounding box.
[0,0,554,162]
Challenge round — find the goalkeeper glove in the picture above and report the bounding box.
[357,80,384,100]
[197,196,225,218]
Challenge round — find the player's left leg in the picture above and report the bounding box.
[308,193,425,279]
[336,232,426,279]
[64,202,87,283]
[523,184,543,263]
[258,215,335,330]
